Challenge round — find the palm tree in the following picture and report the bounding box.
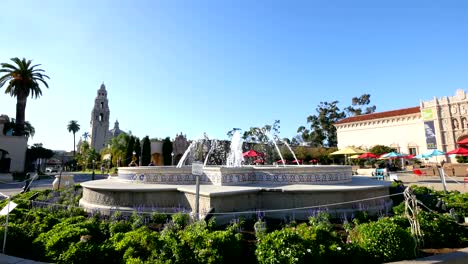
[0,57,49,136]
[67,120,80,157]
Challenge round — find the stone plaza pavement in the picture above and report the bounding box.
[394,172,468,193]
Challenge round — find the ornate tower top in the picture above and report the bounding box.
[96,82,107,98]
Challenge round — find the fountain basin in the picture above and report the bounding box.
[79,176,392,223]
[117,165,352,186]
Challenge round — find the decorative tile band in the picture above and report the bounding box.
[118,166,353,186]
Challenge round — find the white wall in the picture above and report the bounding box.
[336,115,428,155]
[0,135,28,172]
[150,141,163,154]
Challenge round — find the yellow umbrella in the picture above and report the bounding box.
[330,147,366,155]
[330,147,365,165]
[349,154,361,159]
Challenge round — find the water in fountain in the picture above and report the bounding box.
[264,131,286,167]
[282,139,301,165]
[203,140,217,166]
[176,141,197,168]
[226,130,244,167]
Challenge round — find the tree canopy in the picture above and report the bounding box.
[0,57,49,136]
[344,94,376,116]
[298,101,345,147]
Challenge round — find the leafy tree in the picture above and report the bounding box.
[67,120,80,157]
[0,57,49,136]
[125,136,135,166]
[162,137,173,165]
[226,128,241,139]
[298,101,345,147]
[26,143,54,171]
[133,137,141,165]
[141,136,151,166]
[345,94,376,116]
[2,118,35,138]
[108,133,129,167]
[369,145,394,156]
[82,132,89,142]
[243,120,280,143]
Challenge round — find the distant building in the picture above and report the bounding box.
[334,89,468,162]
[88,83,126,152]
[0,115,28,172]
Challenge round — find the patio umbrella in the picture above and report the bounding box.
[446,147,468,156]
[457,138,468,145]
[414,154,430,159]
[276,159,286,163]
[243,149,262,157]
[330,147,366,155]
[253,158,264,164]
[424,149,446,165]
[380,152,403,159]
[357,153,378,159]
[424,149,445,157]
[330,147,365,165]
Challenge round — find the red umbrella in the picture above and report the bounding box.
[253,158,264,164]
[457,138,468,145]
[402,154,415,159]
[357,153,378,159]
[276,159,286,163]
[243,149,262,157]
[446,147,468,156]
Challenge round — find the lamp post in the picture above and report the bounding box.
[92,159,95,180]
[171,152,174,166]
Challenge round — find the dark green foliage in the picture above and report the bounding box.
[157,220,243,264]
[162,137,173,165]
[255,222,356,264]
[110,226,162,263]
[349,218,416,263]
[417,210,468,248]
[141,136,151,166]
[33,216,109,262]
[455,156,468,163]
[26,143,54,171]
[57,240,117,264]
[298,101,345,147]
[126,136,136,166]
[0,223,33,258]
[368,145,394,156]
[344,94,376,117]
[134,137,141,165]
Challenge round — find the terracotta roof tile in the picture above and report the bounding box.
[335,106,420,125]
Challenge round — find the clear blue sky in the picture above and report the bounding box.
[1,0,467,151]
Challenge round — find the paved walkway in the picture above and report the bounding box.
[0,254,49,264]
[394,172,468,193]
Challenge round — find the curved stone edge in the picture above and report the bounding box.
[116,165,353,186]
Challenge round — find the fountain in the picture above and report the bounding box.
[79,130,392,223]
[226,131,244,167]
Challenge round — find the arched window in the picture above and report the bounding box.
[99,113,104,121]
[100,102,104,109]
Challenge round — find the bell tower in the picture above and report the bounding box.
[89,83,110,152]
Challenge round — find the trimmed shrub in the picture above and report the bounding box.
[349,217,416,263]
[255,223,350,264]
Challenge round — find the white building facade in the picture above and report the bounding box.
[0,115,28,172]
[335,89,468,161]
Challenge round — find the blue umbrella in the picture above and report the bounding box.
[414,154,430,159]
[424,149,445,157]
[380,152,403,159]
